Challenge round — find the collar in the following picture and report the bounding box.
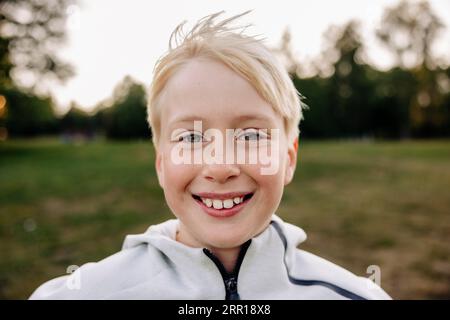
[122,214,307,298]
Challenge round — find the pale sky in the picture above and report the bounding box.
[42,0,450,113]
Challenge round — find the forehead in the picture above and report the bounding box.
[159,58,281,128]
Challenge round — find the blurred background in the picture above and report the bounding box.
[0,0,449,299]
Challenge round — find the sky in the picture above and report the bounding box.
[42,0,450,113]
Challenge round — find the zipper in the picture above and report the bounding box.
[203,239,251,300]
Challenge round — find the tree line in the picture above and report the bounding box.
[1,0,449,141]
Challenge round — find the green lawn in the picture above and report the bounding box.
[1,138,449,299]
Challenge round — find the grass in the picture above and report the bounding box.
[1,138,449,299]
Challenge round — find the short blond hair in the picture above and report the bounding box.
[147,11,305,148]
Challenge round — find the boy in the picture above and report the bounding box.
[30,11,391,300]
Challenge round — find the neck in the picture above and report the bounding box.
[207,246,241,274]
[175,228,242,274]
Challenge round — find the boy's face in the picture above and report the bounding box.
[155,58,298,250]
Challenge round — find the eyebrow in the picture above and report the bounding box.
[233,114,275,124]
[169,115,206,125]
[169,113,275,126]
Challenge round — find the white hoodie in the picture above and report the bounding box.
[29,214,391,300]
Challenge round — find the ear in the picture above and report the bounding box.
[155,150,165,189]
[284,137,298,186]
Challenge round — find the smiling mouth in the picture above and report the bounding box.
[191,193,254,210]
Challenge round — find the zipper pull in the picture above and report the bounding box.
[225,277,240,300]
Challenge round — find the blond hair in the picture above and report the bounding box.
[147,11,305,148]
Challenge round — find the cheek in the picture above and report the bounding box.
[244,159,285,201]
[259,171,284,201]
[161,159,197,210]
[251,145,288,201]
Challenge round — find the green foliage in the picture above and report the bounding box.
[1,0,449,140]
[100,76,151,140]
[2,88,58,136]
[0,0,75,90]
[376,0,444,69]
[287,7,450,139]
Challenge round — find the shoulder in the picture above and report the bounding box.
[291,249,391,300]
[29,242,165,299]
[269,216,391,300]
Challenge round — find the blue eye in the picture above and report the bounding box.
[179,132,203,143]
[237,129,268,141]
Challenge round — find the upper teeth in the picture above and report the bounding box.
[201,196,244,209]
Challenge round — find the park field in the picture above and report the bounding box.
[1,138,449,299]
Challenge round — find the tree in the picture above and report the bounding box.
[376,0,444,69]
[278,2,449,140]
[377,0,449,137]
[0,36,13,88]
[2,87,58,136]
[0,0,75,91]
[101,76,150,140]
[273,28,298,75]
[60,102,94,136]
[321,21,378,137]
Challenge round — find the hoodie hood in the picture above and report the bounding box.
[121,214,308,299]
[122,213,307,265]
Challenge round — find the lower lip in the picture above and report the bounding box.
[193,196,252,218]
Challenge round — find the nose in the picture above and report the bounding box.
[202,163,240,184]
